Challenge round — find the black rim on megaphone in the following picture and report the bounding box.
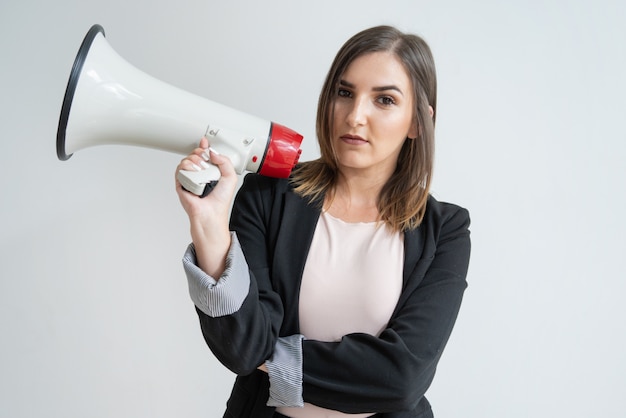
[57,24,105,161]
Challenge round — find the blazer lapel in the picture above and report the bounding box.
[403,226,426,285]
[391,225,428,318]
[273,191,321,334]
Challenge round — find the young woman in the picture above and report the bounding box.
[176,25,471,418]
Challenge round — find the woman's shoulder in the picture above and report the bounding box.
[240,161,316,195]
[240,172,294,194]
[403,195,470,261]
[422,194,471,233]
[236,173,301,211]
[426,194,469,215]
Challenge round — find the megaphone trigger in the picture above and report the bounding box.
[177,164,221,197]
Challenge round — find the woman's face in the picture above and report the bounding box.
[331,51,417,178]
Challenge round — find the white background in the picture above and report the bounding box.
[1,1,625,417]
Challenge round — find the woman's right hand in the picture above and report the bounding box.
[175,137,238,277]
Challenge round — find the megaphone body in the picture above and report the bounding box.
[57,25,303,196]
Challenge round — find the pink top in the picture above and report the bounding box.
[277,212,404,417]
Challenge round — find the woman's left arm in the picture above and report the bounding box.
[269,204,471,413]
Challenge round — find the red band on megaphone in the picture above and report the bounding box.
[259,123,304,178]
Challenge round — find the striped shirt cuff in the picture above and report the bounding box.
[266,334,305,408]
[182,232,250,317]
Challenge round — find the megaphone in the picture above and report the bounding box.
[57,24,303,196]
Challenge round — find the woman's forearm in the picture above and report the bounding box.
[189,216,231,278]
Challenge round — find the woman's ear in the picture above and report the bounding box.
[408,106,433,140]
[408,121,419,140]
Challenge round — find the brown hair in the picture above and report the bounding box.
[291,25,437,231]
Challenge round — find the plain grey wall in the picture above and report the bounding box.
[1,0,625,417]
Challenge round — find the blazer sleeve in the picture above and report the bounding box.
[300,203,471,414]
[192,175,285,376]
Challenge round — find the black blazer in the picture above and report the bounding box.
[194,173,471,418]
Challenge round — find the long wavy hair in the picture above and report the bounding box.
[291,25,437,231]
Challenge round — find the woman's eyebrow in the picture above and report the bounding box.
[372,85,404,96]
[339,79,404,96]
[338,79,355,88]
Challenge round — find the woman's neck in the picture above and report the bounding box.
[324,171,387,223]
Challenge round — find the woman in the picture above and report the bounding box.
[176,25,471,418]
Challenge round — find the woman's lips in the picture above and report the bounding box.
[340,134,368,145]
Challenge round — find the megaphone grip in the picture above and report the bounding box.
[177,165,221,197]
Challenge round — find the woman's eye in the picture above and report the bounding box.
[337,89,352,98]
[378,96,396,106]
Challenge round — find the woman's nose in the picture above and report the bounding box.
[346,98,368,127]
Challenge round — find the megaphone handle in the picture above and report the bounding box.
[177,165,221,197]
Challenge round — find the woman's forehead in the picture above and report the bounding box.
[341,52,412,92]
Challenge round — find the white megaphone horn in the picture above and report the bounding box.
[57,24,303,196]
